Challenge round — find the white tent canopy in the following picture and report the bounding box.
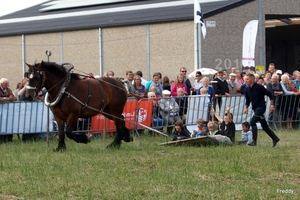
[188,68,218,78]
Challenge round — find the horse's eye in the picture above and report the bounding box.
[29,74,33,79]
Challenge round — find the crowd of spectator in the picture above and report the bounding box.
[2,62,299,147]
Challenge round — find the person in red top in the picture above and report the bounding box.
[287,80,300,129]
[288,80,300,93]
[171,74,188,96]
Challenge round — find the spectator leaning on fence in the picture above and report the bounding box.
[280,74,297,95]
[244,73,280,147]
[0,78,15,102]
[293,71,300,90]
[267,74,284,102]
[159,90,181,135]
[0,78,15,143]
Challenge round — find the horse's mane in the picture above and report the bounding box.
[38,62,81,79]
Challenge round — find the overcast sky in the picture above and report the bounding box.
[0,0,47,17]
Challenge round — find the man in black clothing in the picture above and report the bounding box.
[244,73,280,147]
[213,70,230,109]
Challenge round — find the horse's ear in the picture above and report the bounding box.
[25,62,32,68]
[36,61,43,69]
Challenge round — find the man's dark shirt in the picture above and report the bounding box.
[176,96,188,116]
[184,78,192,95]
[240,84,248,94]
[213,77,229,95]
[245,82,273,110]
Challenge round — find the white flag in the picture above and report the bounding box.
[194,0,206,39]
[242,20,258,72]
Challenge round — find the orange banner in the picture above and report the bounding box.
[90,99,153,133]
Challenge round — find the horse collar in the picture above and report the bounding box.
[44,70,72,107]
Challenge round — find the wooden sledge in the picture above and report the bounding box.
[159,135,219,146]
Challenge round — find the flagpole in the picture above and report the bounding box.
[194,0,206,70]
[194,23,202,70]
[198,23,202,69]
[194,22,199,71]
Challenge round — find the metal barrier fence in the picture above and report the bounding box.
[0,101,53,136]
[1,94,298,136]
[268,94,300,129]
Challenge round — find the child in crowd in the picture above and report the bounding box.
[238,121,253,145]
[206,121,220,135]
[172,121,190,141]
[206,121,232,145]
[211,105,236,142]
[148,91,163,133]
[191,118,208,137]
[149,86,159,101]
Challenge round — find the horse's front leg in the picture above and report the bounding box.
[65,118,90,144]
[54,118,66,151]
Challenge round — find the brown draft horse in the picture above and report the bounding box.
[26,61,133,151]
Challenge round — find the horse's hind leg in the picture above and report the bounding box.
[54,118,66,151]
[120,117,132,142]
[107,116,133,149]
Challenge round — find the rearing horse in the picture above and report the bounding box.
[26,61,133,151]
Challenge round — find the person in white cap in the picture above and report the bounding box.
[276,70,282,81]
[159,90,181,135]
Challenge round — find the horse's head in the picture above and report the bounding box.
[26,62,45,98]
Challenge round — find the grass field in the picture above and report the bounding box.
[0,129,299,200]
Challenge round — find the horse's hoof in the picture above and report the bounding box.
[123,136,134,142]
[106,143,121,149]
[53,146,66,152]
